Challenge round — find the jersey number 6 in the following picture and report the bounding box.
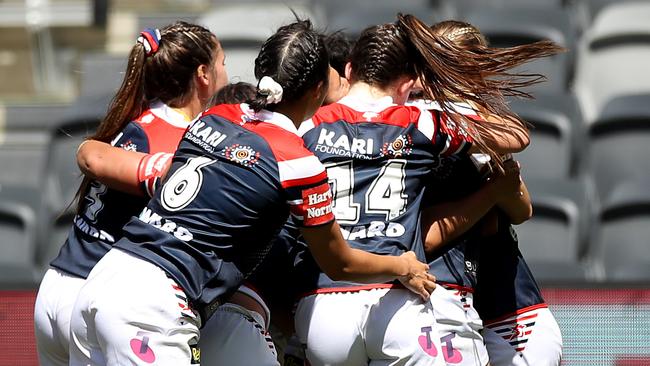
[161,156,215,211]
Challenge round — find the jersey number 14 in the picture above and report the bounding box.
[326,159,407,224]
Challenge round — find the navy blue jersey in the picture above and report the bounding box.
[424,154,485,292]
[114,104,335,315]
[473,213,545,323]
[50,103,190,278]
[424,148,546,321]
[274,95,474,294]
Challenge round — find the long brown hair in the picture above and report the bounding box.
[350,14,564,163]
[75,21,220,212]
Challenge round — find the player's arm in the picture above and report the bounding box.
[77,140,146,195]
[493,160,533,225]
[466,101,530,154]
[422,157,524,252]
[77,140,172,197]
[300,221,436,300]
[286,156,434,299]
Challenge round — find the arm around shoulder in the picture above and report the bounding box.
[76,139,147,196]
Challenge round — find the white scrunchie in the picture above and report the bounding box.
[258,76,283,104]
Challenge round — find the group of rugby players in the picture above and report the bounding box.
[34,11,564,366]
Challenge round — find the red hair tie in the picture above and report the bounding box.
[136,28,161,56]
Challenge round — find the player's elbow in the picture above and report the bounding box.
[76,140,102,179]
[424,232,444,255]
[504,133,530,154]
[322,265,351,282]
[510,204,533,225]
[518,134,531,151]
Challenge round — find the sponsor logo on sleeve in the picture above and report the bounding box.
[300,183,334,226]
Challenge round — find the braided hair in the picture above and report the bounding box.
[349,23,414,88]
[249,19,329,112]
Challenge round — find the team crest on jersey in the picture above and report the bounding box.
[381,134,413,157]
[222,144,260,167]
[120,139,138,152]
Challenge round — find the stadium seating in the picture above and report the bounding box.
[0,184,41,288]
[77,53,126,99]
[585,92,650,200]
[592,179,650,282]
[35,96,106,267]
[199,3,323,84]
[451,0,565,15]
[137,13,199,31]
[0,103,68,189]
[317,0,434,36]
[515,177,594,283]
[510,92,584,179]
[462,6,576,95]
[573,2,650,123]
[575,0,649,25]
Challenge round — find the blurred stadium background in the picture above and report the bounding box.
[0,0,649,364]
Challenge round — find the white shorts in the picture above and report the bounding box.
[200,288,279,366]
[34,267,86,366]
[69,248,201,366]
[483,306,563,366]
[295,287,447,366]
[430,286,489,366]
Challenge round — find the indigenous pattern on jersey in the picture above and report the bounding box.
[114,103,334,315]
[50,102,190,278]
[285,95,473,293]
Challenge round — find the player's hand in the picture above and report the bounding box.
[397,251,437,300]
[487,159,522,201]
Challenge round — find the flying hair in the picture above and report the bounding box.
[394,14,565,166]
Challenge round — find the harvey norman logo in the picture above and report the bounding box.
[314,127,374,160]
[307,189,331,206]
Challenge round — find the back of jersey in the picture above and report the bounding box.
[116,103,334,311]
[299,95,472,291]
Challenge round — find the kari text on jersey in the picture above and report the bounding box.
[185,120,228,153]
[315,128,374,160]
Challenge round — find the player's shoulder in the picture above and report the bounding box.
[246,109,314,163]
[310,102,355,124]
[133,102,193,146]
[380,104,427,127]
[213,104,314,156]
[307,99,423,130]
[202,103,247,124]
[111,119,149,152]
